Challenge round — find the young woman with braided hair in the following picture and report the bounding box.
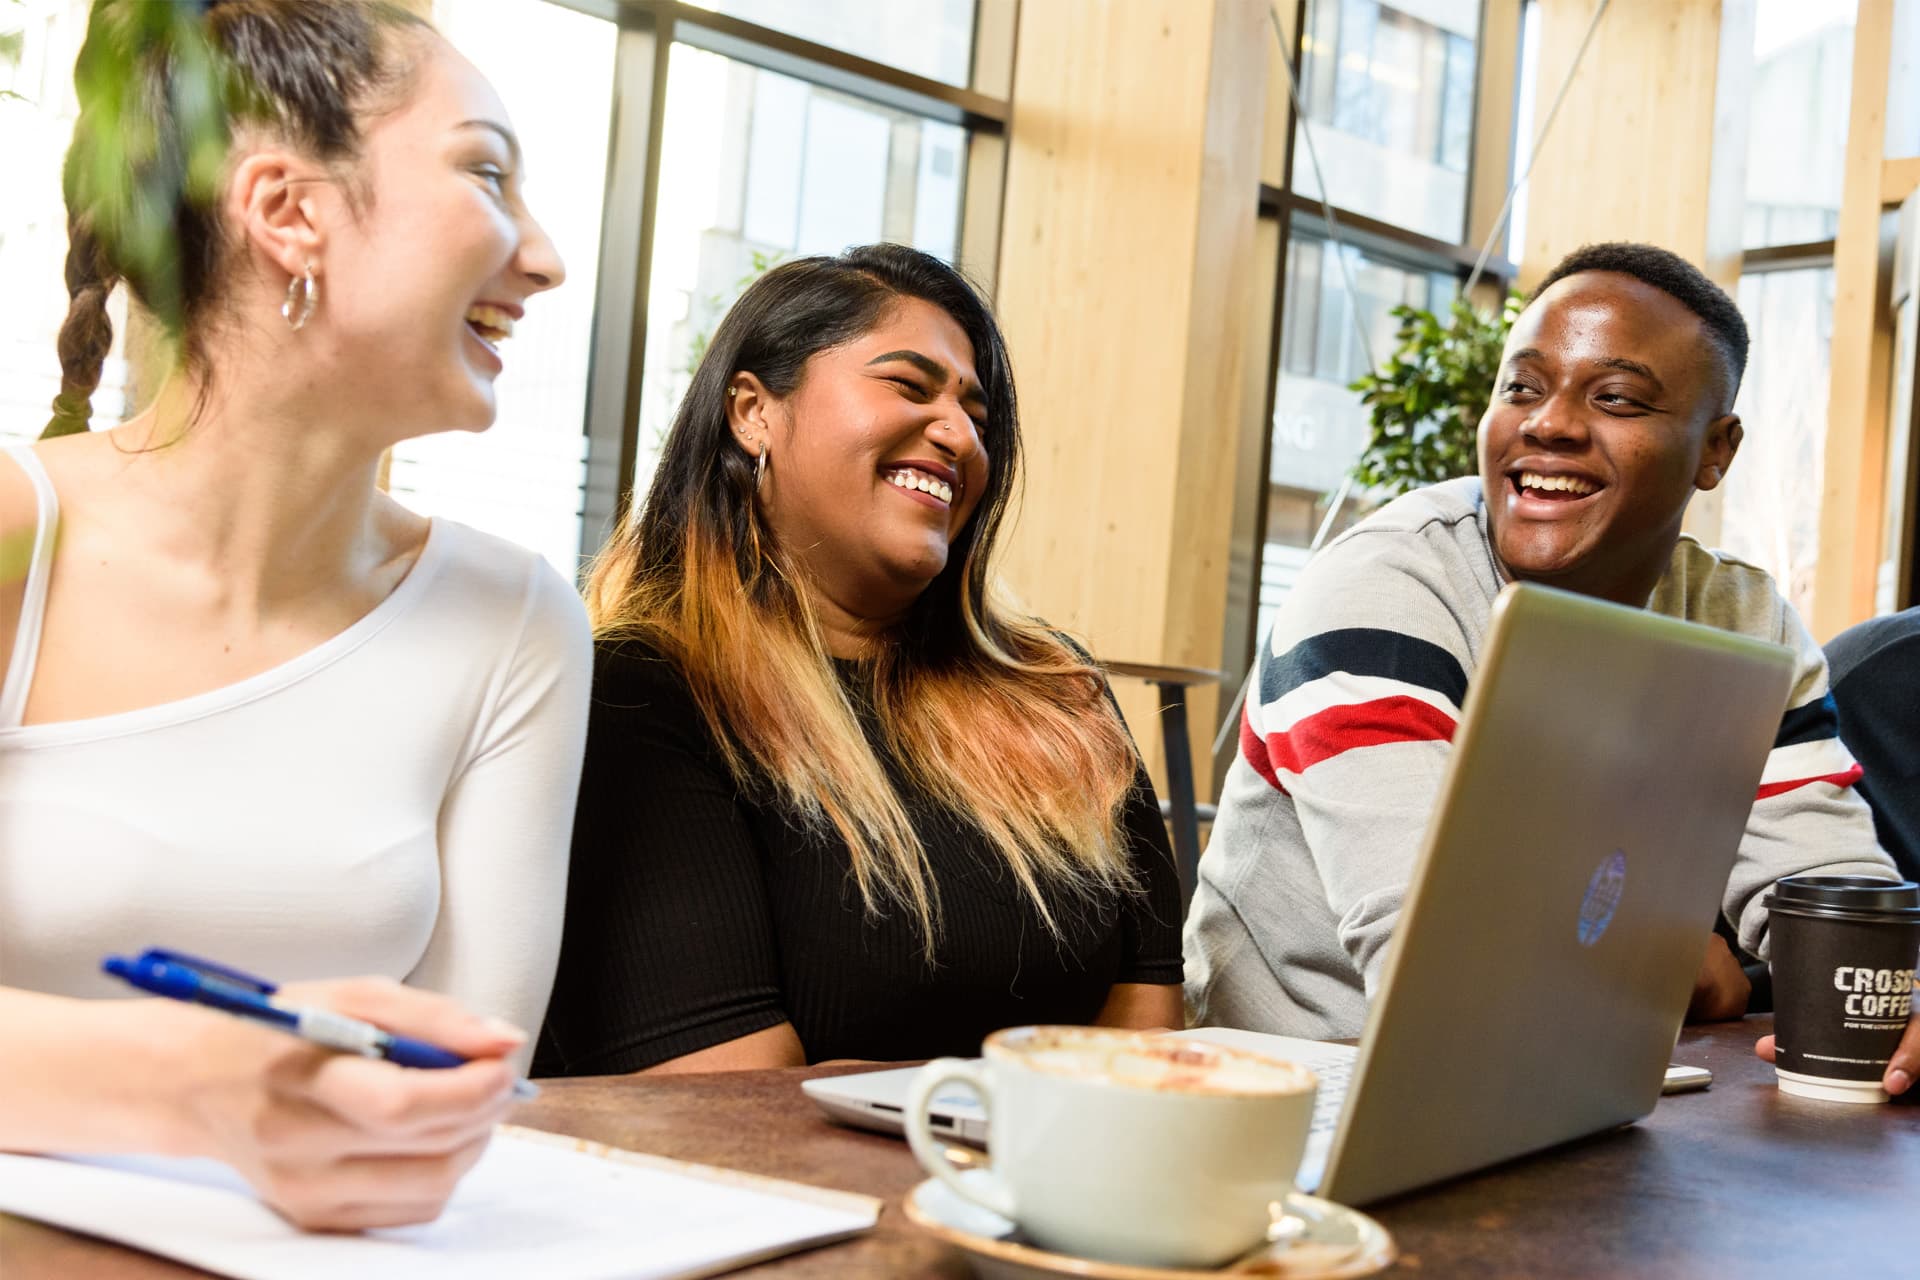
[0,1,589,1228]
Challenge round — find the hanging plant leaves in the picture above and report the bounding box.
[1350,292,1522,495]
[65,0,252,334]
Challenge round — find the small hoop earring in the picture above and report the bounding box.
[281,264,318,331]
[754,440,770,492]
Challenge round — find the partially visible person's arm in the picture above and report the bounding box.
[409,564,593,1072]
[642,1023,809,1074]
[0,980,523,1229]
[535,641,796,1078]
[1096,983,1184,1031]
[1722,607,1898,963]
[1236,546,1474,997]
[1825,614,1920,881]
[1687,932,1751,1022]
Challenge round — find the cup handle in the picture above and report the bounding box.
[905,1057,1015,1218]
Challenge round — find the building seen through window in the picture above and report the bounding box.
[385,0,616,579]
[633,43,968,494]
[1719,267,1837,618]
[1260,231,1458,635]
[682,0,976,88]
[1294,0,1479,243]
[1744,0,1856,249]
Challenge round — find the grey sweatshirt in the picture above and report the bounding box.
[1184,477,1895,1040]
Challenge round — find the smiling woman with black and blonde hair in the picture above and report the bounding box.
[536,244,1185,1075]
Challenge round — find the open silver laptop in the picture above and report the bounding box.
[805,582,1794,1205]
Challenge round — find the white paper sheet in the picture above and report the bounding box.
[0,1126,879,1280]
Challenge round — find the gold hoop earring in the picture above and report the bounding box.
[281,264,318,331]
[754,440,770,492]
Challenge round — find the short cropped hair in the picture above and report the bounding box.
[1530,242,1749,401]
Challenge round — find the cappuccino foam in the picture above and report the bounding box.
[997,1028,1314,1096]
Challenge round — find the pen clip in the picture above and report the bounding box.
[141,949,280,996]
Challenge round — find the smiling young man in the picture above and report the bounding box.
[1185,243,1901,1069]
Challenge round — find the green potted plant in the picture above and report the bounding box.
[1348,292,1521,495]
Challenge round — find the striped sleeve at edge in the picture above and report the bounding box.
[1242,628,1468,794]
[1758,692,1863,800]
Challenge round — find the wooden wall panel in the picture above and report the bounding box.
[994,0,1268,791]
[1466,0,1524,261]
[1812,0,1910,639]
[1518,1,1740,290]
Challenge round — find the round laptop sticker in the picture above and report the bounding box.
[1578,851,1628,946]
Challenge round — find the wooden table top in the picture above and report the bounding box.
[5,1015,1917,1278]
[1102,660,1228,688]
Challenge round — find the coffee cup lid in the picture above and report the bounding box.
[1767,874,1920,919]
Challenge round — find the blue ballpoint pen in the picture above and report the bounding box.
[102,949,538,1101]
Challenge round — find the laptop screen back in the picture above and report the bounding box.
[1319,583,1794,1205]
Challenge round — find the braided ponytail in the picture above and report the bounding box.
[43,220,122,439]
[43,0,430,438]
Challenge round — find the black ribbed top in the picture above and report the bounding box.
[533,637,1185,1076]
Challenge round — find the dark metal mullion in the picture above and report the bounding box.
[577,9,675,564]
[1275,187,1516,279]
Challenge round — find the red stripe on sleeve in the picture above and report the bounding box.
[1251,694,1457,781]
[1240,703,1286,794]
[1755,763,1864,801]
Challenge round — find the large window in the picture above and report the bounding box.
[1261,231,1458,633]
[1225,0,1506,759]
[1293,0,1481,243]
[1720,268,1837,617]
[1716,2,1857,616]
[683,0,976,87]
[0,0,131,445]
[4,1,994,580]
[385,0,616,578]
[1744,1,1856,249]
[633,42,968,493]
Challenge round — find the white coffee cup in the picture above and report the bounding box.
[904,1025,1317,1268]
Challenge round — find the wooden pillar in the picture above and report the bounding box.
[993,0,1268,793]
[1466,0,1525,270]
[1812,0,1920,638]
[1517,0,1753,547]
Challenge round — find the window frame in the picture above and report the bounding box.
[1235,0,1518,694]
[540,0,1011,562]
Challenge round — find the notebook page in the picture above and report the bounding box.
[0,1126,879,1280]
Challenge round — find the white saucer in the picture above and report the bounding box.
[902,1172,1396,1279]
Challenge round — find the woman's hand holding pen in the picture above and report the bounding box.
[155,977,527,1230]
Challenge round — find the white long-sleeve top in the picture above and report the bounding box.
[0,447,592,1050]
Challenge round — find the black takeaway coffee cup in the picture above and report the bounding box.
[1766,875,1920,1103]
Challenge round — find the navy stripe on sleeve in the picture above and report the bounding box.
[1775,694,1841,750]
[1259,628,1470,708]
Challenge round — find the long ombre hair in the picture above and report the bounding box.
[588,245,1142,952]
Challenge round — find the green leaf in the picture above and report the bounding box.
[1347,290,1521,494]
